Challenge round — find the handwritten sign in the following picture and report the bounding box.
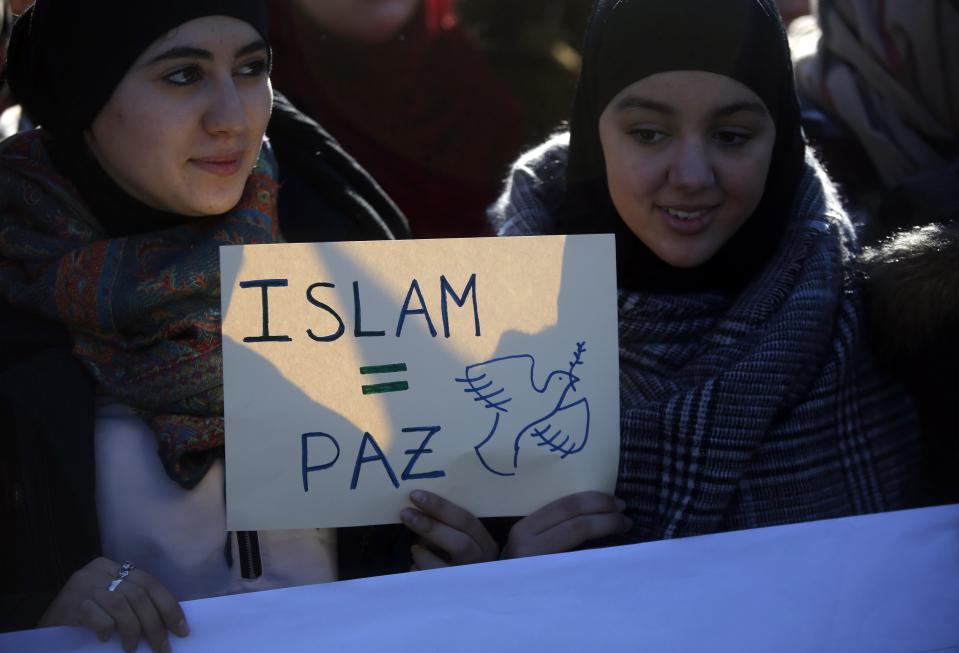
[220,235,619,529]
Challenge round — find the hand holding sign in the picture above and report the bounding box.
[401,490,500,569]
[401,489,631,569]
[501,492,632,558]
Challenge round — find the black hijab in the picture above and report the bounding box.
[7,0,269,138]
[562,0,806,292]
[5,0,271,237]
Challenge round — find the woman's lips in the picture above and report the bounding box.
[658,204,719,235]
[190,151,245,176]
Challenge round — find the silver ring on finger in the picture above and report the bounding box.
[116,561,135,578]
[107,560,135,592]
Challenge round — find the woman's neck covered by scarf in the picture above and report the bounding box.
[793,0,959,189]
[267,0,526,238]
[562,0,806,293]
[50,135,202,238]
[0,129,280,488]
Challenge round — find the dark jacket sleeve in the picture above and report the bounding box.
[268,93,411,244]
[0,300,101,632]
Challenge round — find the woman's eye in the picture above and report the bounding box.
[236,58,270,78]
[714,130,751,146]
[629,128,666,145]
[163,66,202,86]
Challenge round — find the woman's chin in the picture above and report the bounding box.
[180,186,248,217]
[650,244,717,269]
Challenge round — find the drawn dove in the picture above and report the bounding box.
[455,341,590,476]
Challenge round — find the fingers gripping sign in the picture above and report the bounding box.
[503,491,633,559]
[39,557,189,653]
[401,490,500,569]
[400,490,632,570]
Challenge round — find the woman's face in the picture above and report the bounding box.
[293,0,420,44]
[598,71,776,268]
[86,16,272,217]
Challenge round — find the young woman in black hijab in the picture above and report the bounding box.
[397,0,923,568]
[0,0,408,645]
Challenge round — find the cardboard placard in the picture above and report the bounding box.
[220,235,619,529]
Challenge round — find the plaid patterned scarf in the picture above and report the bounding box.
[0,129,280,488]
[492,135,924,538]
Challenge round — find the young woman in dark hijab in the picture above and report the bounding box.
[0,0,408,644]
[396,0,924,568]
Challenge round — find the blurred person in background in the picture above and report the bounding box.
[777,0,811,24]
[791,0,958,240]
[0,1,38,138]
[0,0,33,138]
[455,0,584,145]
[859,221,959,505]
[790,0,959,505]
[267,0,527,238]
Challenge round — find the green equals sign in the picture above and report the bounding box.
[360,363,409,395]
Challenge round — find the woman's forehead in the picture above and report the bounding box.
[581,0,789,126]
[606,72,771,118]
[137,15,263,63]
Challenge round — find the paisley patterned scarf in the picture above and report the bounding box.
[0,129,280,488]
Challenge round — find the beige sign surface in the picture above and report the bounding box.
[220,235,619,530]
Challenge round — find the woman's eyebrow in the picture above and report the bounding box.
[146,40,268,65]
[614,96,676,115]
[148,46,212,64]
[236,40,269,58]
[712,101,767,119]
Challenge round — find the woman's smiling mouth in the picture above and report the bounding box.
[190,151,245,176]
[658,204,720,234]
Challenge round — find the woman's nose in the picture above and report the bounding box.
[667,137,715,192]
[203,78,246,136]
